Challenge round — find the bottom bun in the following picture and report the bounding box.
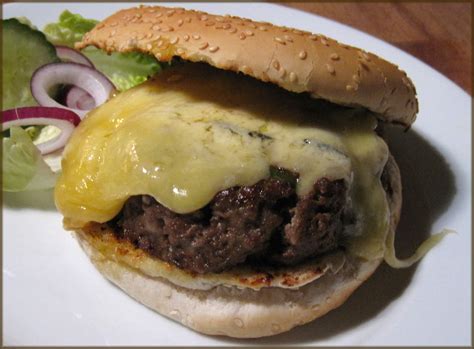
[73,155,401,338]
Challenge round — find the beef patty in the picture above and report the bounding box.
[106,171,348,274]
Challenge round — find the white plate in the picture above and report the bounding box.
[3,2,471,346]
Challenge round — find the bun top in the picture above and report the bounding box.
[77,5,418,127]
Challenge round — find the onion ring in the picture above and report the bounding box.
[2,107,81,155]
[31,62,115,118]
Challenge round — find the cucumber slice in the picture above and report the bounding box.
[2,18,59,110]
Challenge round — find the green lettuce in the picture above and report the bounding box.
[43,10,161,91]
[43,10,98,47]
[3,127,57,192]
[82,48,162,91]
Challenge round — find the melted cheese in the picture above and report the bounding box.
[55,64,389,260]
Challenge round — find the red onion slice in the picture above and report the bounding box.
[66,86,96,110]
[55,45,94,67]
[31,62,115,118]
[2,107,81,155]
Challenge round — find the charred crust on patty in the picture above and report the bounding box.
[106,176,347,274]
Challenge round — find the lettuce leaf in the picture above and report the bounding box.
[43,10,161,91]
[83,48,162,91]
[43,10,98,47]
[3,127,57,192]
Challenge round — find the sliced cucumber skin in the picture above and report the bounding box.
[2,18,60,110]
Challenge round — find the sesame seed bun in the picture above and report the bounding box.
[76,5,418,127]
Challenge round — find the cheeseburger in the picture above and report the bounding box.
[55,5,423,338]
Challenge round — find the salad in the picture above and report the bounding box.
[2,11,162,192]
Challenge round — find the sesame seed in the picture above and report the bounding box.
[261,71,270,81]
[147,8,156,13]
[309,35,318,41]
[209,46,219,52]
[244,30,254,36]
[330,53,340,60]
[177,19,184,26]
[170,37,179,45]
[152,24,161,31]
[161,25,174,32]
[241,65,252,74]
[109,30,116,37]
[166,10,175,17]
[346,85,354,91]
[292,29,304,36]
[274,36,286,45]
[183,34,190,41]
[222,23,231,29]
[248,23,257,29]
[258,26,267,31]
[185,17,192,23]
[325,64,335,74]
[192,34,201,40]
[146,32,153,39]
[352,74,360,83]
[135,14,142,19]
[272,60,280,70]
[155,13,163,18]
[321,38,329,46]
[390,87,397,95]
[127,38,138,47]
[198,42,209,50]
[146,43,153,50]
[110,22,118,27]
[229,27,237,34]
[215,17,225,22]
[176,48,185,55]
[137,33,145,40]
[200,15,208,21]
[289,72,297,82]
[284,35,293,42]
[239,33,246,40]
[157,40,164,47]
[205,21,215,27]
[298,50,307,60]
[360,51,371,61]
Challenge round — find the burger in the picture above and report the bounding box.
[55,5,418,338]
